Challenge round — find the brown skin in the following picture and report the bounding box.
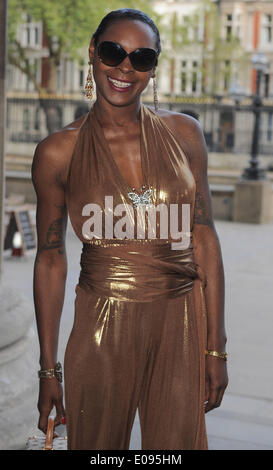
[32,18,228,435]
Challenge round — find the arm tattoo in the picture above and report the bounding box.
[193,191,214,227]
[38,204,66,255]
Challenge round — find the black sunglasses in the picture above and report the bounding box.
[97,41,158,72]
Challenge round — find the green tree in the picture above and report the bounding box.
[8,0,159,94]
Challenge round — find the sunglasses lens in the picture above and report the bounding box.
[98,42,125,67]
[97,42,158,71]
[131,49,158,72]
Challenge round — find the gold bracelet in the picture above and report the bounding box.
[205,349,227,361]
[38,362,63,383]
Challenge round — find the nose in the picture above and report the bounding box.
[116,54,134,74]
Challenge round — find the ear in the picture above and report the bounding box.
[88,36,96,64]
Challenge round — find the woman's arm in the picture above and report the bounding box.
[166,111,228,413]
[189,122,227,351]
[31,135,68,432]
[178,116,228,413]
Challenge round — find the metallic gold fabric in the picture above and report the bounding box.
[64,103,208,450]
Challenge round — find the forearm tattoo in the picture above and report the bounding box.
[193,191,214,227]
[38,204,66,255]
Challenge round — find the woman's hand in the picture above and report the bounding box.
[204,356,228,413]
[37,378,66,436]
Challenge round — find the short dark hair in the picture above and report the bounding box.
[92,8,161,55]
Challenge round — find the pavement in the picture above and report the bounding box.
[2,217,273,450]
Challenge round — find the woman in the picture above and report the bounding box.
[32,8,228,450]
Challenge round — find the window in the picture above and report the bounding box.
[264,73,270,97]
[79,69,84,88]
[26,27,31,45]
[225,14,233,41]
[267,112,272,141]
[192,61,198,92]
[181,60,200,94]
[181,72,187,92]
[57,66,62,91]
[223,60,231,91]
[23,108,30,132]
[33,58,39,81]
[263,14,272,43]
[181,61,187,93]
[7,64,13,91]
[20,19,42,48]
[6,101,10,129]
[25,58,31,91]
[34,107,40,131]
[35,26,39,45]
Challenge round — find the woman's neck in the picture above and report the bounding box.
[92,96,141,128]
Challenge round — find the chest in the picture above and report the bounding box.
[102,125,144,192]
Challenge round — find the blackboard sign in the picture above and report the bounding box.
[4,209,36,253]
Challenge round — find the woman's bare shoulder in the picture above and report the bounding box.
[36,113,89,157]
[152,106,201,135]
[146,105,203,165]
[32,113,89,187]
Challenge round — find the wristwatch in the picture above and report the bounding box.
[38,362,63,383]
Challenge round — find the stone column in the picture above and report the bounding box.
[233,179,273,224]
[0,0,38,450]
[0,0,7,278]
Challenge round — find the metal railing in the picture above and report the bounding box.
[5,93,273,157]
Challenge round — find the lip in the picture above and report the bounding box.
[107,76,135,92]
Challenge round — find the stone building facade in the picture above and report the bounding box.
[6,1,273,156]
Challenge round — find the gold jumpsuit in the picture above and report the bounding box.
[64,103,208,450]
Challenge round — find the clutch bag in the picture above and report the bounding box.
[25,415,67,450]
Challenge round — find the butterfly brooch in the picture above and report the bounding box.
[127,186,154,208]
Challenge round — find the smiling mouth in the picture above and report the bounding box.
[107,76,134,88]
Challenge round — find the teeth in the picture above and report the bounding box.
[108,77,132,88]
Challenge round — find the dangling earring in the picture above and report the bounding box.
[85,61,94,100]
[153,73,159,112]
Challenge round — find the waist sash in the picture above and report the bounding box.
[78,236,206,302]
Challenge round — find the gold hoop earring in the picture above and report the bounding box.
[85,61,94,100]
[153,74,159,112]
